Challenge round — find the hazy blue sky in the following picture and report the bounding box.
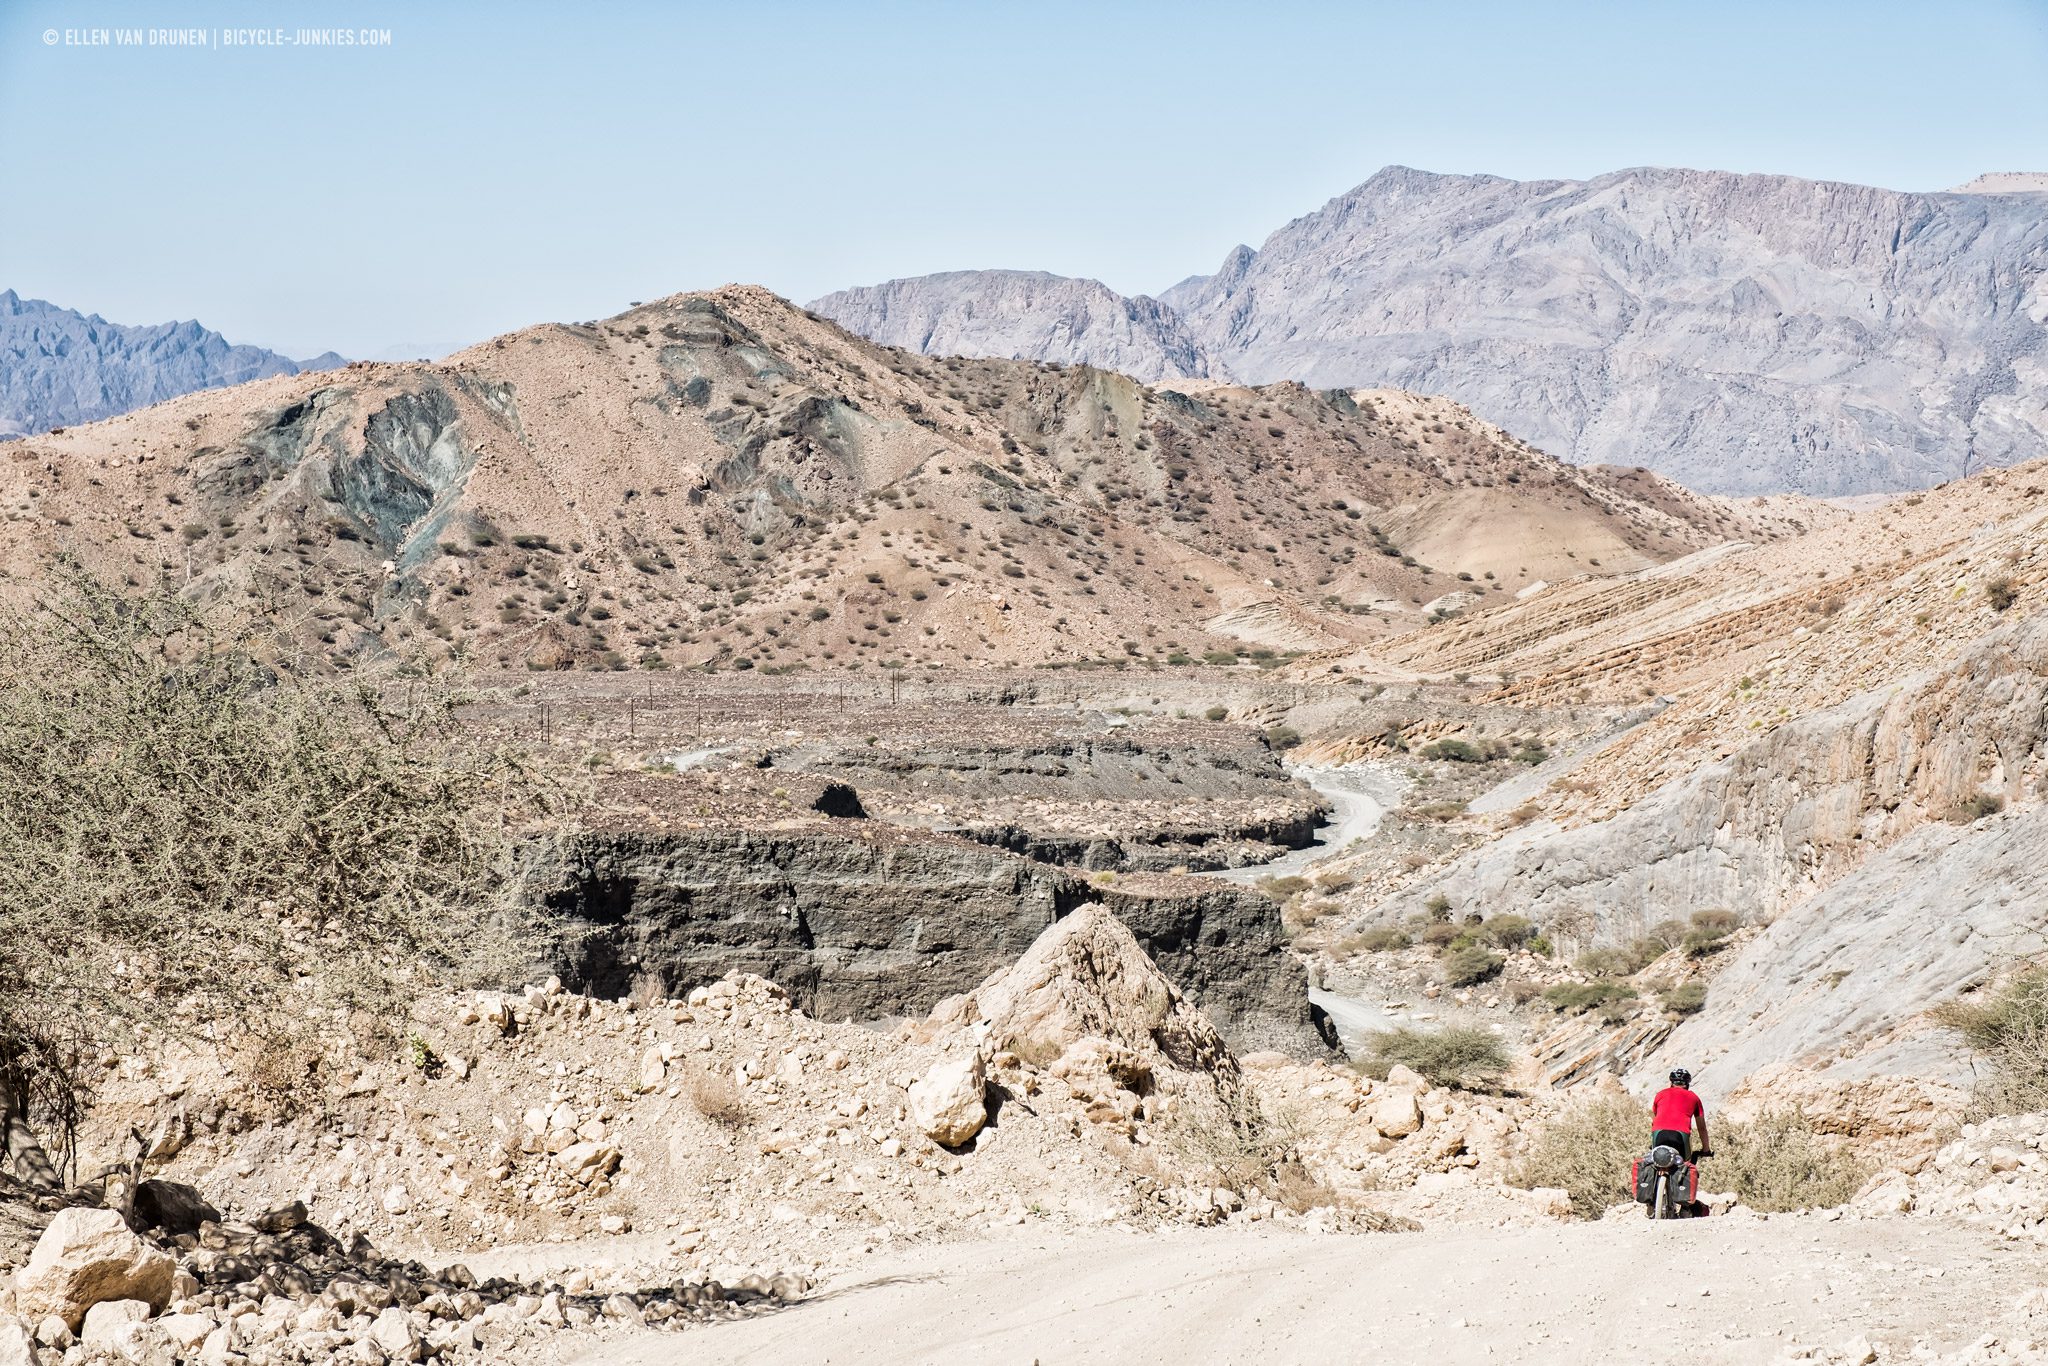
[5,0,2045,358]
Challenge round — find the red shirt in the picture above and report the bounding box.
[1652,1086,1704,1133]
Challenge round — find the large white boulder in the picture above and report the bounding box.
[14,1208,174,1330]
[908,1054,987,1147]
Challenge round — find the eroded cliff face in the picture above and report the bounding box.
[528,823,1328,1057]
[1381,616,2048,950]
[1638,805,2048,1097]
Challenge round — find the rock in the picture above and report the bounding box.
[0,294,340,437]
[537,828,1326,1056]
[131,1180,220,1236]
[814,272,1214,388]
[33,1317,72,1349]
[0,1320,33,1366]
[1523,1187,1574,1219]
[368,1306,420,1361]
[1383,1064,1426,1092]
[908,1054,988,1147]
[14,1207,175,1330]
[926,904,1246,1093]
[80,1298,150,1348]
[556,1141,620,1183]
[155,1313,215,1351]
[198,1325,234,1364]
[250,1201,308,1234]
[638,1048,666,1092]
[1371,1093,1423,1139]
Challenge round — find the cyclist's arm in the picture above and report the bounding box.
[1693,1105,1711,1154]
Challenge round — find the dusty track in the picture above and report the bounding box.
[568,1215,2045,1365]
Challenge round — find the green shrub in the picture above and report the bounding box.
[1420,921,1463,948]
[1483,915,1536,949]
[1440,944,1504,986]
[1256,875,1310,900]
[1576,943,1655,978]
[1661,980,1708,1016]
[1358,1024,1508,1088]
[1542,981,1637,1015]
[1203,705,1228,722]
[1264,726,1303,751]
[1424,893,1452,919]
[1350,926,1412,953]
[1422,738,1483,763]
[1986,576,2019,612]
[1513,1098,1866,1218]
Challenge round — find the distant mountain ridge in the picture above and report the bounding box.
[812,166,2048,496]
[0,290,342,438]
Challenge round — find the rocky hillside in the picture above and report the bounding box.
[0,286,1799,671]
[1316,457,2048,1109]
[815,166,2048,496]
[811,271,1215,383]
[0,290,341,439]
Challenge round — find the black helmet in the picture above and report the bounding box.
[1669,1068,1692,1088]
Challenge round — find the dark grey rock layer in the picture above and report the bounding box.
[529,824,1330,1057]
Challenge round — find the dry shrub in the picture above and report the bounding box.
[240,1037,331,1123]
[0,571,566,1183]
[1513,1095,1867,1217]
[1271,1161,1337,1213]
[1439,943,1504,986]
[684,1065,751,1129]
[1511,1092,1647,1218]
[1358,1025,1507,1089]
[1933,966,2048,1118]
[1715,1108,1868,1212]
[627,969,669,1010]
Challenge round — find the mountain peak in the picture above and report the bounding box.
[0,295,338,437]
[814,165,2048,497]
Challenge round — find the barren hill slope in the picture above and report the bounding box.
[0,287,1791,671]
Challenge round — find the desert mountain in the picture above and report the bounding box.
[814,166,2048,497]
[810,271,1216,385]
[0,290,343,439]
[0,286,1805,672]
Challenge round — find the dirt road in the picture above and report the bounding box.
[568,1215,2044,1365]
[1209,762,1401,886]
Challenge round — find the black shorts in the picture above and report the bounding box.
[1652,1129,1691,1159]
